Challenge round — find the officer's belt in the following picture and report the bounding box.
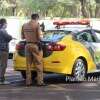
[26,42,38,44]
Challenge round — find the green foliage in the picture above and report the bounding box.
[0,0,100,18]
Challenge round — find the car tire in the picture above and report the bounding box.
[21,71,37,80]
[72,58,87,81]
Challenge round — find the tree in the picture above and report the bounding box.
[0,0,100,18]
[79,0,90,17]
[95,0,100,17]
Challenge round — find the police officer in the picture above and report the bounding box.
[21,13,45,86]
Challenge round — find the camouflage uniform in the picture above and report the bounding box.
[21,21,44,86]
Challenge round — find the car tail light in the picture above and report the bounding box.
[16,44,25,50]
[47,43,66,51]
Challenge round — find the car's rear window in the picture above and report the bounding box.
[43,30,71,42]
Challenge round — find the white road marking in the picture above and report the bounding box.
[82,83,98,87]
[49,84,67,90]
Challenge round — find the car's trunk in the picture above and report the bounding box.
[16,40,52,58]
[16,30,70,58]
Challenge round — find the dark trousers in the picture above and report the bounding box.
[0,51,8,82]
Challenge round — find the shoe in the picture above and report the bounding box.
[0,81,10,85]
[37,83,47,87]
[0,82,3,85]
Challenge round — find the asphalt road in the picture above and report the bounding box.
[0,60,100,100]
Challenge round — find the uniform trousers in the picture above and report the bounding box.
[25,43,44,85]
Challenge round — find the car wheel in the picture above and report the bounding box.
[72,59,87,81]
[21,71,37,80]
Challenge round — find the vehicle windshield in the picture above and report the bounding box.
[43,30,71,42]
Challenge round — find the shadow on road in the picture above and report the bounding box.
[7,73,83,87]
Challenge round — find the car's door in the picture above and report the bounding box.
[92,30,100,69]
[77,30,100,70]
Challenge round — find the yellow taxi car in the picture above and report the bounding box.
[13,19,100,81]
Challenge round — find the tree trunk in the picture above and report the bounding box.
[95,4,100,18]
[95,0,100,18]
[12,7,16,16]
[89,4,94,18]
[71,5,79,17]
[79,0,89,18]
